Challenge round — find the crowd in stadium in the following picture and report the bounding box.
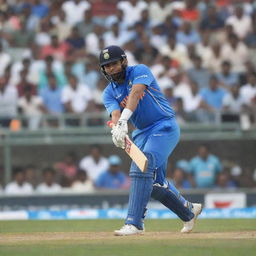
[0,0,256,129]
[1,0,256,192]
[1,143,254,194]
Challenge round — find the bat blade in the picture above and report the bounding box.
[124,136,148,172]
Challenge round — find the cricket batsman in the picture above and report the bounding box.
[99,45,202,236]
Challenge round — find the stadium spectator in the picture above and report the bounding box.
[216,61,239,88]
[85,24,104,55]
[18,85,46,130]
[176,21,201,46]
[77,9,97,37]
[221,84,244,123]
[66,26,86,50]
[133,34,158,64]
[40,73,64,114]
[82,55,100,91]
[148,0,173,25]
[34,20,52,47]
[199,5,225,32]
[71,169,94,192]
[79,144,109,182]
[41,35,70,62]
[31,0,49,19]
[62,0,91,25]
[160,35,189,68]
[36,167,62,194]
[220,33,249,74]
[54,151,78,187]
[10,19,35,48]
[225,4,252,39]
[179,0,200,23]
[4,167,34,195]
[0,77,18,128]
[16,69,37,97]
[95,155,130,189]
[187,55,210,89]
[198,75,227,123]
[188,144,222,188]
[61,74,93,126]
[54,10,72,42]
[103,22,132,48]
[38,55,65,89]
[117,0,147,28]
[24,164,39,188]
[214,171,237,190]
[171,167,192,189]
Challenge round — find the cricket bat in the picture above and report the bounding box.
[107,121,148,172]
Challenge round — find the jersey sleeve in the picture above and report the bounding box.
[102,87,121,116]
[132,64,154,87]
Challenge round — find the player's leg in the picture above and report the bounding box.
[114,152,154,236]
[154,161,190,208]
[144,119,202,229]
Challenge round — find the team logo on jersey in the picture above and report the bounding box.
[128,80,132,86]
[103,53,110,59]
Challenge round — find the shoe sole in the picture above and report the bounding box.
[114,230,144,236]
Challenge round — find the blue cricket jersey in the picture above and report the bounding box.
[103,64,175,130]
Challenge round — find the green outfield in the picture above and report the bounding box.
[0,219,255,256]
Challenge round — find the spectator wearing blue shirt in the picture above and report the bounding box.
[31,0,49,18]
[40,73,64,114]
[199,5,224,32]
[95,155,129,189]
[171,168,192,190]
[216,61,239,88]
[187,55,210,89]
[176,22,200,46]
[188,144,222,188]
[198,75,227,123]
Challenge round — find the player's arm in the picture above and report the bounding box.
[111,109,121,125]
[125,84,146,112]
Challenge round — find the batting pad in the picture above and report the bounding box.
[151,184,194,222]
[125,153,154,230]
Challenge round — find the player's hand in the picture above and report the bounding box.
[111,120,128,149]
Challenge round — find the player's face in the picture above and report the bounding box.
[104,60,122,76]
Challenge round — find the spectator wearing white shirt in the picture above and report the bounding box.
[0,77,18,128]
[62,0,91,25]
[61,74,94,126]
[85,25,104,55]
[226,5,252,39]
[221,84,245,123]
[4,167,33,195]
[36,167,62,194]
[221,33,249,74]
[79,144,109,182]
[240,72,256,106]
[71,169,94,192]
[18,85,46,130]
[62,74,93,113]
[103,22,131,48]
[160,35,189,68]
[149,0,173,24]
[117,0,148,28]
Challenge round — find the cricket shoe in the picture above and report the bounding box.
[114,224,144,236]
[180,203,203,233]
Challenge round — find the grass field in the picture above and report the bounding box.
[0,219,255,256]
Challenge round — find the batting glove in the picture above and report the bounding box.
[111,120,128,149]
